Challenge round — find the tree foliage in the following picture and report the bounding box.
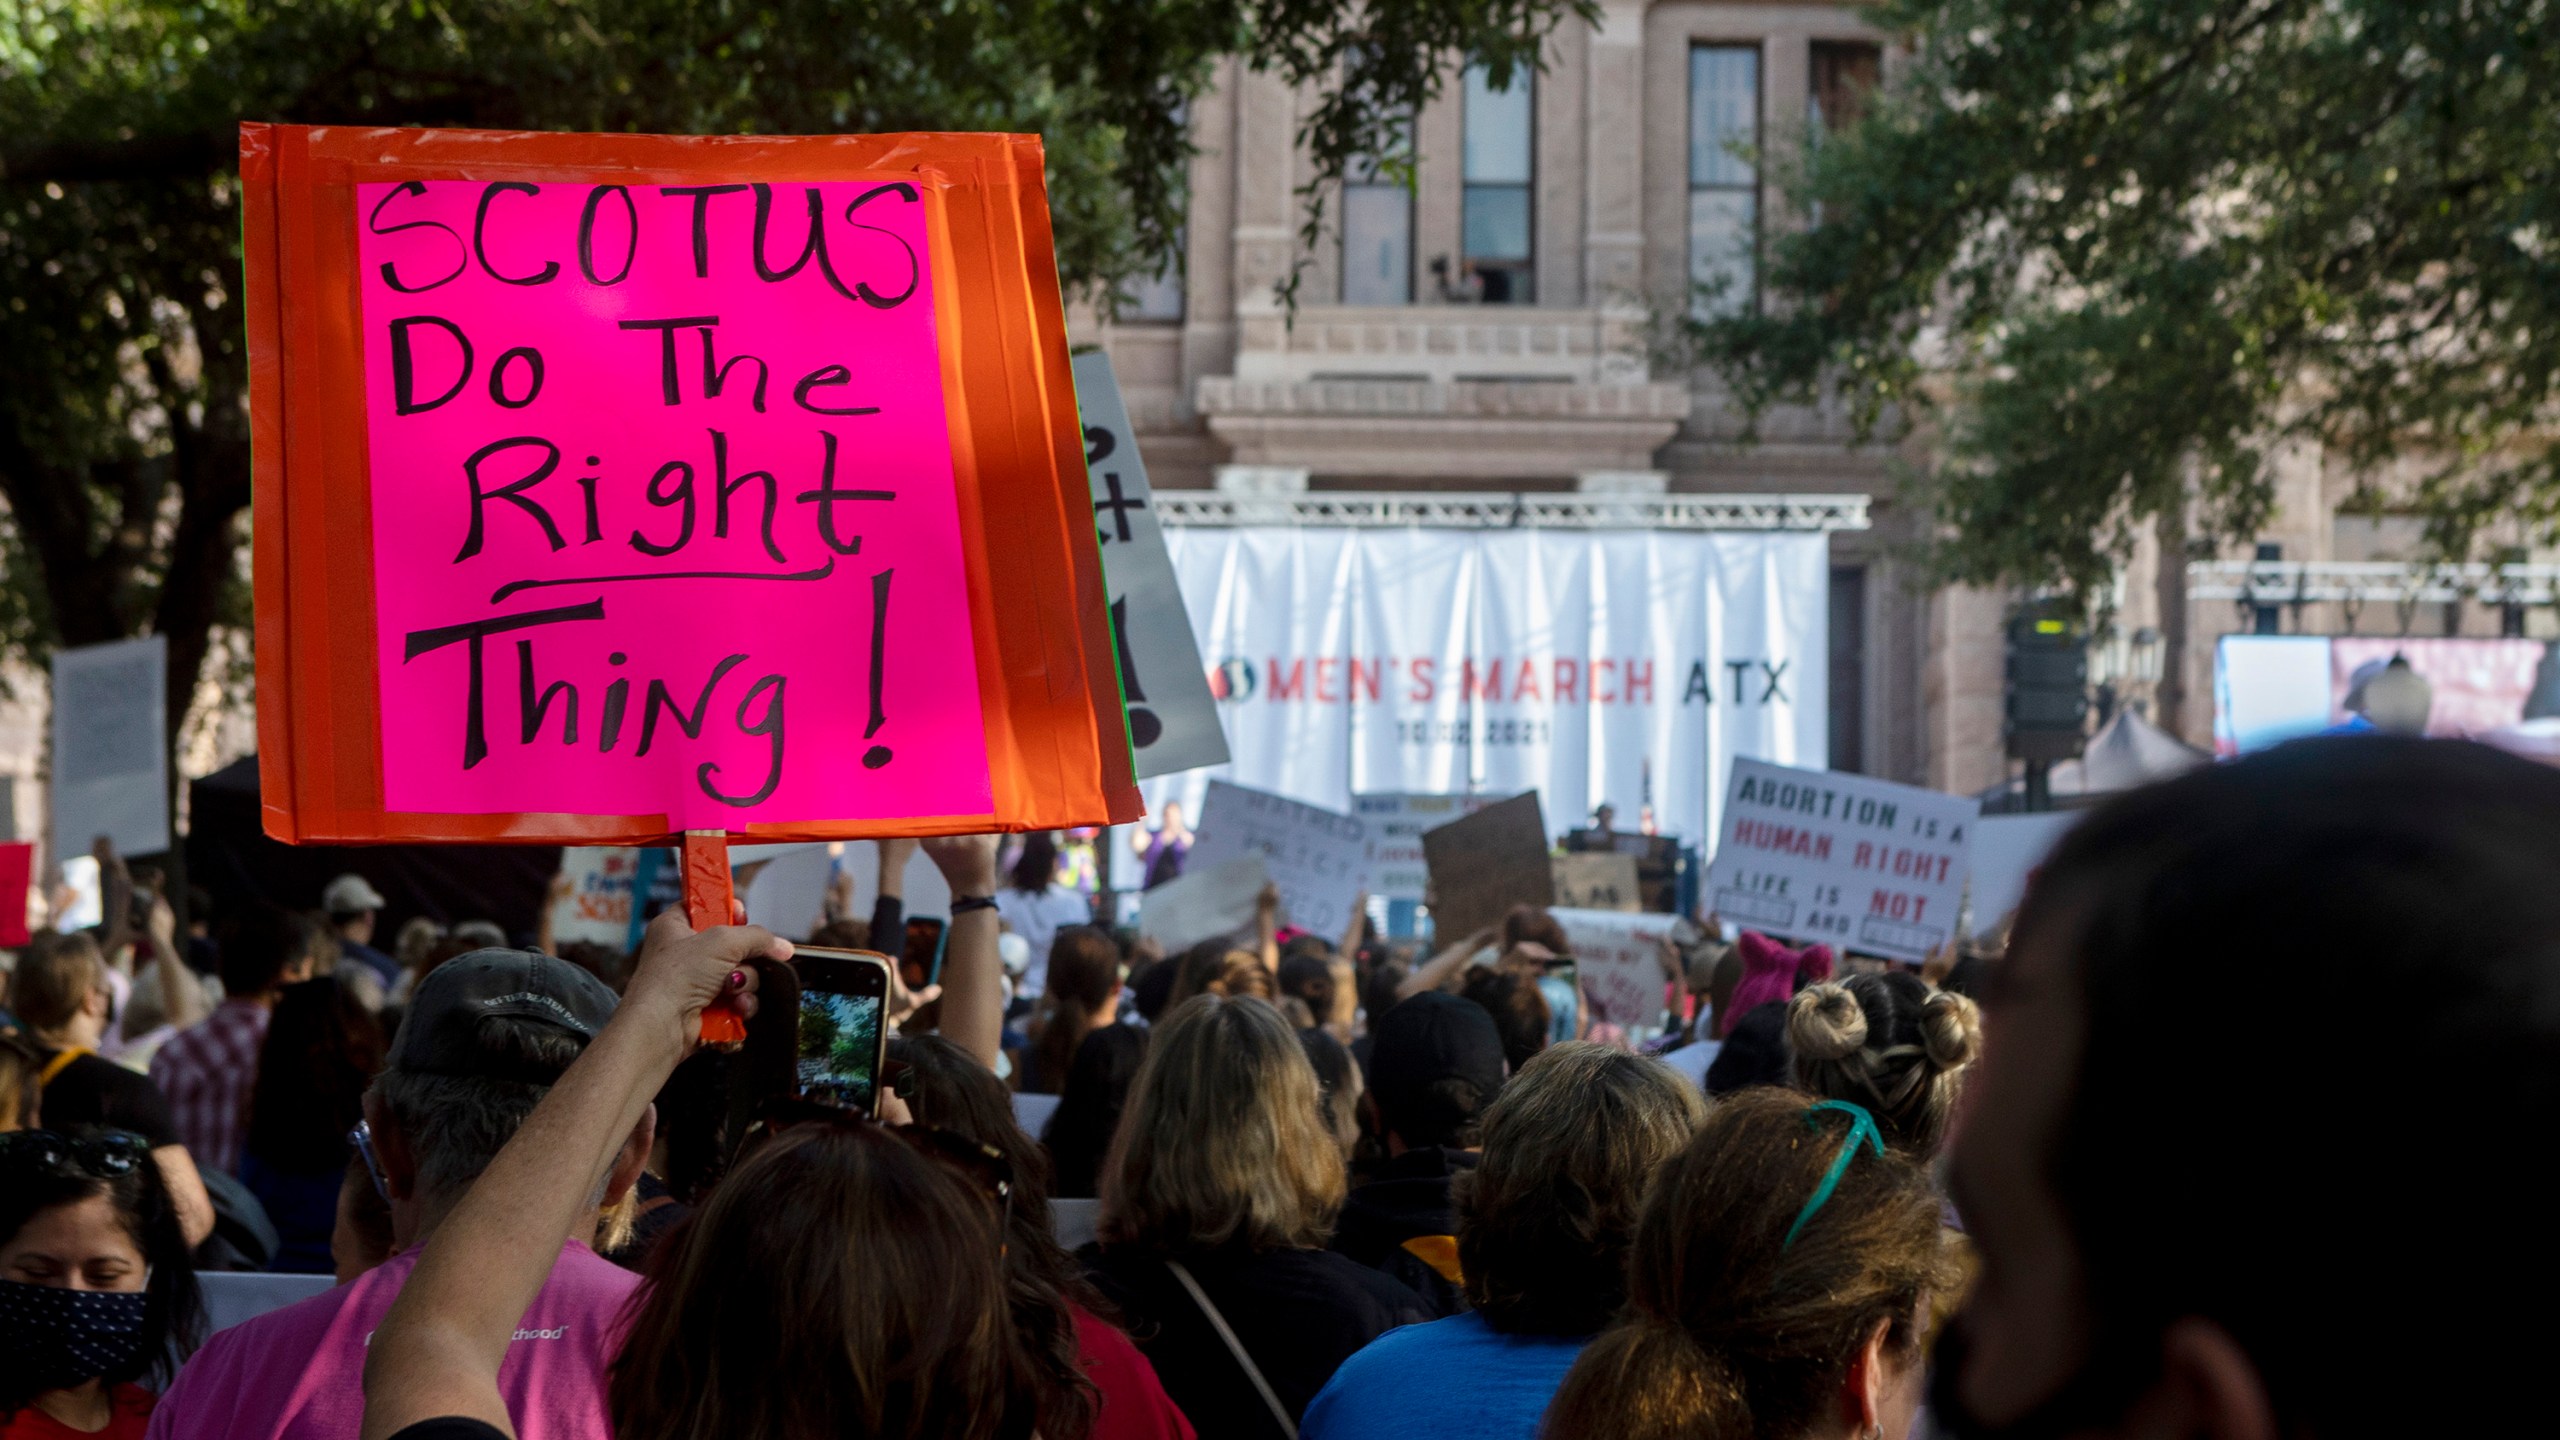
[1689,0,2560,598]
[0,0,1585,742]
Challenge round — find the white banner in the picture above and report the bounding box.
[1153,528,1827,849]
[1073,352,1229,778]
[1706,758,1976,962]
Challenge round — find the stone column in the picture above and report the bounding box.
[1584,0,1649,303]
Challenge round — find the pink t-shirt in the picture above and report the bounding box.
[144,1242,638,1440]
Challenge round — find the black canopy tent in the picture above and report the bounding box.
[186,755,561,942]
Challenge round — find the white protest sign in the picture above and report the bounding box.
[1074,351,1229,779]
[1353,793,1497,902]
[550,848,645,949]
[50,636,170,858]
[1188,779,1368,933]
[1552,906,1682,1035]
[1706,759,1977,963]
[1967,812,2078,939]
[1138,852,1270,953]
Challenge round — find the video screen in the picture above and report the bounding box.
[795,990,883,1111]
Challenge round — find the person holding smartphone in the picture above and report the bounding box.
[356,907,1055,1440]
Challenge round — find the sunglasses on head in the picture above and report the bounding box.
[0,1128,153,1180]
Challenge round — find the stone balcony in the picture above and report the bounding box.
[1200,303,1689,479]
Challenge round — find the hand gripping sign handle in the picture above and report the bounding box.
[683,830,749,1046]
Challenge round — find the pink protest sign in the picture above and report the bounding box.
[354,178,990,830]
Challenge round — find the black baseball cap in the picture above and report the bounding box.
[389,949,619,1084]
[1366,991,1507,1146]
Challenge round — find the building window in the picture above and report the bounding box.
[1119,239,1185,321]
[1809,41,1881,136]
[1341,155,1413,305]
[1688,44,1759,317]
[1460,63,1534,304]
[1830,566,1866,774]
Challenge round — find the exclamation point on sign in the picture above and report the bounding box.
[1111,597,1161,747]
[862,568,894,769]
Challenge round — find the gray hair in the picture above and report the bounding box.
[368,1013,592,1205]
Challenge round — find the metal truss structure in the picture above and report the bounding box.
[1152,492,1872,532]
[2189,560,2560,608]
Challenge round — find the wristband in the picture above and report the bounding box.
[950,894,999,917]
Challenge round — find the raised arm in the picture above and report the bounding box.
[920,835,1004,1072]
[360,912,784,1440]
[1395,923,1501,1002]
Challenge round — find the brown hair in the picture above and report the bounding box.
[1460,966,1551,1074]
[1787,972,1982,1155]
[1543,1088,1956,1440]
[1030,927,1119,1093]
[12,931,104,1034]
[0,1033,40,1131]
[1099,995,1346,1254]
[609,1123,1029,1440]
[1502,904,1569,954]
[1457,1043,1705,1336]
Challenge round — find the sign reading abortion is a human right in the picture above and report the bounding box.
[1704,759,1977,962]
[245,125,1139,844]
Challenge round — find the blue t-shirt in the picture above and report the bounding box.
[1301,1310,1588,1440]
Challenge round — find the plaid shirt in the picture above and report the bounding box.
[148,999,271,1175]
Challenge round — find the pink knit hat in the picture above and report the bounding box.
[1726,930,1836,1019]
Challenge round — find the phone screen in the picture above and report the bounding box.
[793,950,892,1113]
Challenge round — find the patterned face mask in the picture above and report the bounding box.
[0,1278,152,1394]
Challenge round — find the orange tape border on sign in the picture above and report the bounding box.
[243,124,1140,844]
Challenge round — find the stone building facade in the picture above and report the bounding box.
[1086,1,2029,796]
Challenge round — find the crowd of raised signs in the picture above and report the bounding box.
[1,734,2546,1440]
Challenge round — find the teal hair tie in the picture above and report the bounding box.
[1782,1100,1888,1250]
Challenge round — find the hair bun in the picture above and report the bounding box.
[1919,989,1983,1069]
[1787,983,1868,1062]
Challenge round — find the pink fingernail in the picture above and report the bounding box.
[727,969,748,989]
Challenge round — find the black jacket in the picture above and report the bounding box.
[1330,1146,1477,1318]
[1084,1242,1431,1440]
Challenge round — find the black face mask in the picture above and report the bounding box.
[0,1278,152,1395]
[1928,1310,2155,1440]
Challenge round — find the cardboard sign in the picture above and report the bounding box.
[1552,906,1681,1035]
[1552,852,1642,912]
[1072,352,1227,779]
[50,636,171,859]
[1420,791,1552,943]
[1187,780,1368,934]
[550,847,644,949]
[245,125,1139,844]
[1138,852,1270,953]
[1967,812,2077,939]
[1353,793,1497,902]
[1706,759,1977,962]
[0,841,31,947]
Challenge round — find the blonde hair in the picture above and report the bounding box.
[1099,995,1347,1254]
[1786,973,1982,1155]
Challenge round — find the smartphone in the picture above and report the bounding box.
[1541,956,1580,989]
[901,916,947,990]
[791,948,894,1114]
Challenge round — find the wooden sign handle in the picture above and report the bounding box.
[682,830,748,1046]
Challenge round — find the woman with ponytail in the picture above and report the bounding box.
[1542,1089,1956,1440]
[1786,970,1982,1156]
[1024,928,1122,1096]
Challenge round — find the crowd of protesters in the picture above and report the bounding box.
[6,734,2556,1439]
